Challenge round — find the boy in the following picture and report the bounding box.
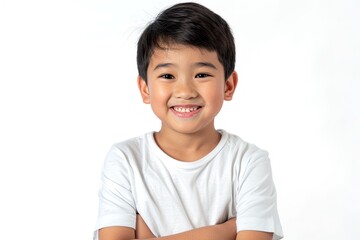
[94,2,283,240]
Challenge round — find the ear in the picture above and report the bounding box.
[137,75,150,104]
[224,71,238,101]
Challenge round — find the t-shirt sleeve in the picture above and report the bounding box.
[235,146,283,240]
[93,145,137,240]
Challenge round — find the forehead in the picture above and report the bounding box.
[149,43,220,66]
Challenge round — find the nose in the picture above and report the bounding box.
[173,78,198,99]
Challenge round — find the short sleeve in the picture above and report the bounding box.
[93,146,137,240]
[236,146,283,239]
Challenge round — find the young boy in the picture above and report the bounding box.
[94,2,283,240]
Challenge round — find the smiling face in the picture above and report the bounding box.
[138,43,237,136]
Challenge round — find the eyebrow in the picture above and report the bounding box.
[153,63,174,71]
[194,62,217,69]
[153,62,217,71]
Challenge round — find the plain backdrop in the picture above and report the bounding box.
[0,0,359,239]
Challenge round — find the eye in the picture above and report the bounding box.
[160,74,175,79]
[195,73,210,78]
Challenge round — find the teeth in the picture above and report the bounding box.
[173,107,199,113]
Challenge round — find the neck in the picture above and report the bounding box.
[154,127,221,162]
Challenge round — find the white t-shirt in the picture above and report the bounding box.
[94,130,283,239]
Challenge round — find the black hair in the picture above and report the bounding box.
[137,2,235,83]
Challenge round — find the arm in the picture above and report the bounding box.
[135,216,273,240]
[135,215,236,240]
[98,220,272,240]
[236,231,273,240]
[99,226,135,240]
[135,214,156,239]
[99,216,236,240]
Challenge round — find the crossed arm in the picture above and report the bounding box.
[98,215,273,240]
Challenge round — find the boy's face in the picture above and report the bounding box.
[138,43,237,135]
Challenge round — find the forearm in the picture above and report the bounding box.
[136,218,236,240]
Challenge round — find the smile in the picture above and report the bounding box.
[172,106,201,113]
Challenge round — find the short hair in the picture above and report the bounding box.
[137,2,236,83]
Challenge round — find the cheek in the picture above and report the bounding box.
[204,84,225,109]
[148,84,169,103]
[203,83,225,100]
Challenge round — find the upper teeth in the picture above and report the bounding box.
[173,107,198,113]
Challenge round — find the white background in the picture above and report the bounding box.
[0,0,359,239]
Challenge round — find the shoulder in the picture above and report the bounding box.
[102,132,153,170]
[221,130,270,171]
[109,132,154,157]
[222,130,269,158]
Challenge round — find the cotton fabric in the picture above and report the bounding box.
[94,130,283,239]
